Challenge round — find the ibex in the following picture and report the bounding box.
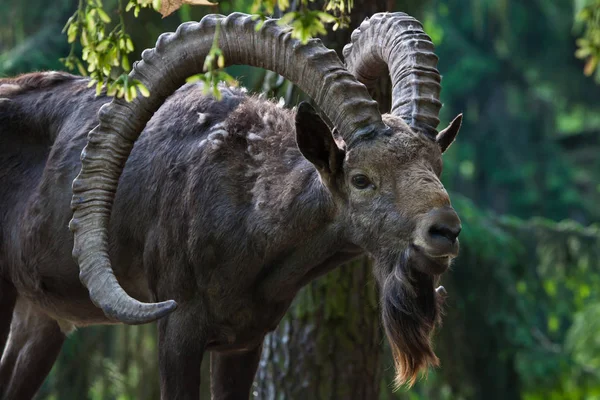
[0,12,463,399]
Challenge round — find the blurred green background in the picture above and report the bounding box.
[1,0,599,399]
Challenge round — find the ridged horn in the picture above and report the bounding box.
[343,12,442,138]
[69,13,384,324]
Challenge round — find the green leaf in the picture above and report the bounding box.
[575,47,591,58]
[97,8,111,23]
[122,55,130,71]
[96,39,111,52]
[128,84,137,101]
[317,12,336,24]
[67,24,78,43]
[125,37,134,52]
[136,82,150,97]
[76,60,87,76]
[81,30,89,46]
[107,82,118,97]
[186,73,203,84]
[85,12,96,32]
[279,12,298,26]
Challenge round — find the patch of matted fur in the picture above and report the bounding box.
[215,95,297,160]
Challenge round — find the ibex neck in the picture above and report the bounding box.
[249,156,337,231]
[253,158,358,300]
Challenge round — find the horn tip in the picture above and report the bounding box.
[103,299,178,325]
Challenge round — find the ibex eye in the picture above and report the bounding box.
[351,174,372,189]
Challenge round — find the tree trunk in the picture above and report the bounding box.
[254,258,382,400]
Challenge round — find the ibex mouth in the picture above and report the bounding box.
[409,244,452,275]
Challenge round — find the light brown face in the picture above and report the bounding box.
[343,115,461,275]
[340,115,463,387]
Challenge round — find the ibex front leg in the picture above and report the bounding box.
[210,344,263,400]
[158,301,207,400]
[0,298,65,400]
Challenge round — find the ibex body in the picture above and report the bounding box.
[0,13,462,399]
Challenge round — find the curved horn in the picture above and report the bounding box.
[343,12,442,138]
[69,13,384,324]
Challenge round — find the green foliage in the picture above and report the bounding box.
[251,0,352,38]
[503,218,600,397]
[125,0,160,18]
[278,10,334,42]
[59,0,353,101]
[575,0,600,81]
[567,303,600,375]
[61,0,152,100]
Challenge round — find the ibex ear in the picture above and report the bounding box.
[436,114,462,153]
[295,102,344,176]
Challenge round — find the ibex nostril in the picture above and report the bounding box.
[428,224,461,243]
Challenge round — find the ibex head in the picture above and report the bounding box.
[69,12,462,387]
[293,13,462,386]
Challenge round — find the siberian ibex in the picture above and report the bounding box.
[0,12,462,399]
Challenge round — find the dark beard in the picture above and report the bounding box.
[378,248,444,388]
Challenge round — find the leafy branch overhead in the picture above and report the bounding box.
[61,0,353,101]
[62,0,155,100]
[575,0,600,81]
